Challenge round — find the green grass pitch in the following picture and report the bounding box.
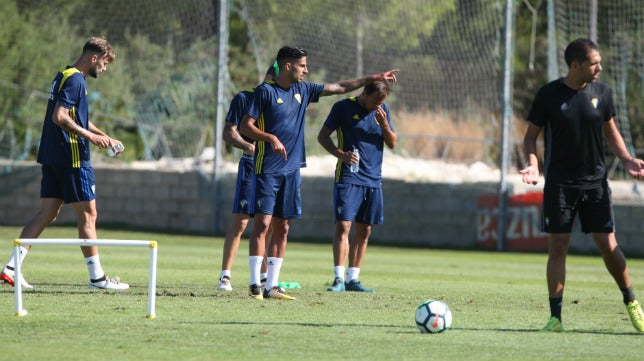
[0,225,642,361]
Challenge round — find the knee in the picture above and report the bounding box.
[593,233,619,254]
[271,218,289,233]
[78,209,98,226]
[275,222,289,238]
[362,227,372,239]
[547,244,569,261]
[356,223,372,239]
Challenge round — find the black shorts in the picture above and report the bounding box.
[542,181,614,234]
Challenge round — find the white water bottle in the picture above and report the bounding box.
[350,147,359,173]
[107,142,124,156]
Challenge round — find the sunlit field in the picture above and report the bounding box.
[0,225,642,361]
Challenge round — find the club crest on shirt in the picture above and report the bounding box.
[276,98,284,104]
[294,94,302,104]
[591,98,598,108]
[353,114,360,120]
[560,103,568,110]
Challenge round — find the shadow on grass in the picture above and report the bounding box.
[0,282,228,297]
[451,326,638,336]
[0,283,149,296]
[211,320,410,330]
[193,321,640,336]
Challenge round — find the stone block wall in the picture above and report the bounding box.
[1,163,643,256]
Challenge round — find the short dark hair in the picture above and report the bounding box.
[364,81,392,98]
[564,38,598,67]
[276,46,307,69]
[83,36,115,63]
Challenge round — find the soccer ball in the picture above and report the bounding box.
[415,300,452,333]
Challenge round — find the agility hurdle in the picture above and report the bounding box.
[12,238,158,319]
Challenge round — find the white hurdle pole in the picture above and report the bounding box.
[12,238,158,319]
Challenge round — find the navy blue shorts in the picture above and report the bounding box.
[232,155,255,215]
[334,183,384,225]
[542,181,614,233]
[254,168,302,219]
[40,164,96,204]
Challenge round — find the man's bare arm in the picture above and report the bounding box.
[240,114,286,159]
[519,123,542,185]
[223,121,254,155]
[604,118,634,163]
[317,126,354,164]
[321,69,399,97]
[376,108,397,149]
[604,118,644,178]
[53,103,110,148]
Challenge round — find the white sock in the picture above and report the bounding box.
[5,246,29,270]
[249,256,263,285]
[265,257,283,290]
[220,270,231,280]
[334,266,346,280]
[260,272,268,281]
[346,267,360,282]
[85,255,105,281]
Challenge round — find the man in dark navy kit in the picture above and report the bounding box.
[521,38,644,332]
[318,81,397,293]
[0,37,128,290]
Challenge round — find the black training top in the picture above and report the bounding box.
[527,78,616,187]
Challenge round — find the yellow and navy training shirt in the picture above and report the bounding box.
[37,66,91,168]
[246,80,324,174]
[323,97,394,187]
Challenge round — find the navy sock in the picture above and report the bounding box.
[549,297,563,321]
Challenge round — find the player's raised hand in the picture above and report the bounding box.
[378,69,399,84]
